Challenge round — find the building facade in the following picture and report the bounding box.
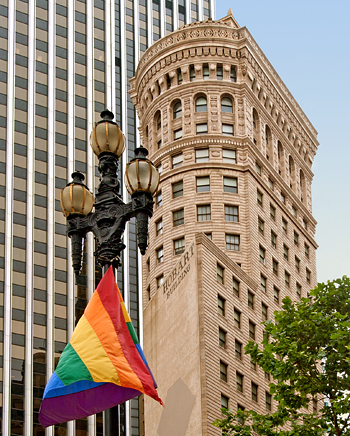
[129,11,318,435]
[0,1,213,436]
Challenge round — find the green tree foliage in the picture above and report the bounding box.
[213,277,350,435]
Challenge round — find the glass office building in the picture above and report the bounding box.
[0,1,213,435]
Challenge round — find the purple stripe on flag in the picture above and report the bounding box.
[39,382,141,428]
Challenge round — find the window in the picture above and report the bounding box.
[173,209,184,227]
[222,124,234,136]
[281,192,285,204]
[292,206,297,217]
[249,321,255,340]
[226,234,240,251]
[248,291,254,309]
[157,113,161,130]
[195,148,209,163]
[283,244,289,261]
[265,372,270,381]
[295,256,300,273]
[262,303,268,321]
[174,237,185,255]
[273,259,278,276]
[157,139,162,149]
[221,97,233,113]
[221,394,229,409]
[174,128,183,140]
[172,180,183,198]
[259,246,266,264]
[303,218,308,230]
[305,243,309,258]
[172,154,183,168]
[282,218,288,234]
[306,268,311,284]
[235,340,242,360]
[236,372,243,392]
[225,205,238,222]
[222,149,236,163]
[271,231,277,249]
[252,382,258,402]
[294,231,299,246]
[195,96,207,112]
[270,204,276,220]
[173,101,182,119]
[224,177,238,193]
[190,65,195,81]
[197,204,211,221]
[220,361,228,382]
[258,217,264,235]
[157,163,162,174]
[177,68,182,85]
[234,309,241,328]
[156,219,163,236]
[255,163,261,175]
[231,66,236,82]
[257,190,263,206]
[156,191,162,208]
[217,264,224,284]
[266,392,272,411]
[196,176,210,192]
[205,233,212,240]
[268,179,274,190]
[233,277,240,297]
[296,282,301,299]
[156,247,164,264]
[218,295,225,316]
[260,275,266,292]
[157,275,164,288]
[196,123,208,134]
[219,328,227,348]
[217,64,223,80]
[274,287,280,303]
[313,398,318,413]
[285,270,290,288]
[203,63,209,79]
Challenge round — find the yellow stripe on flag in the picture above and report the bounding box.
[70,316,121,385]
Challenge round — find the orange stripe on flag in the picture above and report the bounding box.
[84,291,144,392]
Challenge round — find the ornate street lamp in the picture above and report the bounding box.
[60,109,159,276]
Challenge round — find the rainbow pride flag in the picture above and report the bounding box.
[39,266,163,428]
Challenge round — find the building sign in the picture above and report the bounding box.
[162,242,195,300]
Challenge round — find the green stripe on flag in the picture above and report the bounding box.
[56,342,94,385]
[126,321,139,344]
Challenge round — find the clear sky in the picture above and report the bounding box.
[215,0,350,283]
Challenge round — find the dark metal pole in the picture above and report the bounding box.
[102,263,120,436]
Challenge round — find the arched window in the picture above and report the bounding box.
[265,125,273,163]
[221,97,233,113]
[289,155,295,190]
[173,101,182,119]
[278,141,284,177]
[195,96,207,112]
[157,113,161,130]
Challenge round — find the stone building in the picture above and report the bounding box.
[129,10,318,435]
[0,1,213,435]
